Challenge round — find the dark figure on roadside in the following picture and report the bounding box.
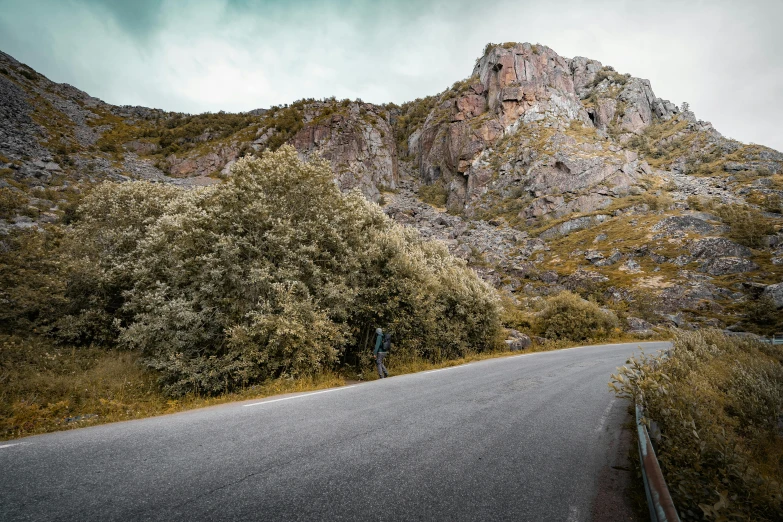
[373,328,390,378]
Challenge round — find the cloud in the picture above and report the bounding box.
[82,0,165,42]
[0,0,781,149]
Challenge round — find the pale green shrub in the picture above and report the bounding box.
[711,203,774,248]
[610,330,783,521]
[537,291,619,341]
[62,146,501,395]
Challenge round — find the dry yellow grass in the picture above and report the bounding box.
[1,331,668,441]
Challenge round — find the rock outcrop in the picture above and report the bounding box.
[289,102,398,201]
[406,43,678,219]
[1,42,782,334]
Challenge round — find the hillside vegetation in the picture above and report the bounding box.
[1,147,502,433]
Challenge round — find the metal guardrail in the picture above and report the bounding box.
[636,404,681,522]
[772,333,783,346]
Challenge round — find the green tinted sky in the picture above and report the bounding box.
[1,0,782,150]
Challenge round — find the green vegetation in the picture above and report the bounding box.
[388,95,439,156]
[2,147,501,400]
[588,66,630,88]
[418,182,449,207]
[95,110,256,158]
[710,202,775,248]
[0,333,347,440]
[611,330,783,521]
[536,291,620,341]
[258,103,306,151]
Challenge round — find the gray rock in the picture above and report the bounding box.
[626,316,653,332]
[584,250,604,264]
[689,237,752,259]
[622,259,642,273]
[762,282,783,308]
[504,330,532,351]
[652,215,716,236]
[595,250,622,266]
[539,215,609,240]
[698,257,759,276]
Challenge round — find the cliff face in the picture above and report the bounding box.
[2,43,782,333]
[408,43,685,217]
[287,101,398,201]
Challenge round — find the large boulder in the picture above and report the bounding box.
[698,257,758,276]
[689,237,752,259]
[291,103,398,202]
[762,282,783,308]
[652,215,718,237]
[504,330,532,351]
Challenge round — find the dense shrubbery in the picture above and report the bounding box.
[388,95,439,155]
[611,330,783,521]
[53,147,501,396]
[711,203,774,248]
[0,228,68,333]
[259,104,305,151]
[537,291,619,341]
[155,111,256,156]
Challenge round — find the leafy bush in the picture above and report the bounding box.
[0,187,24,219]
[537,291,619,341]
[610,330,783,521]
[0,228,68,333]
[62,147,501,396]
[642,192,674,211]
[711,203,774,248]
[418,183,449,207]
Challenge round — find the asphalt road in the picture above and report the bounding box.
[0,341,669,521]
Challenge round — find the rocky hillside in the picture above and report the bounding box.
[1,43,782,334]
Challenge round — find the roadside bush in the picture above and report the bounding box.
[0,228,68,333]
[610,330,783,521]
[62,147,501,396]
[537,291,619,341]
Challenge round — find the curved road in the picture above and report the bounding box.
[0,341,668,521]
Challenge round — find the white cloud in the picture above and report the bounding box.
[0,0,781,149]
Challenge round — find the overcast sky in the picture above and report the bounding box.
[1,0,782,150]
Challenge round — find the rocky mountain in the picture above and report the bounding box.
[1,43,782,333]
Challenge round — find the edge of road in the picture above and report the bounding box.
[1,340,671,445]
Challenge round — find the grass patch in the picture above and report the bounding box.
[1,331,667,441]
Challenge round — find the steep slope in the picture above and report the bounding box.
[389,42,782,332]
[1,43,781,333]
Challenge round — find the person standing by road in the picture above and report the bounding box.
[373,327,389,378]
